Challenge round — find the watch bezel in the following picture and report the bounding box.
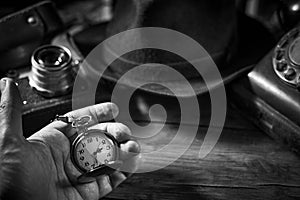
[70,129,120,173]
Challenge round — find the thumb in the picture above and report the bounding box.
[0,78,23,142]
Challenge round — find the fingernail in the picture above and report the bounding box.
[127,141,141,154]
[0,79,6,92]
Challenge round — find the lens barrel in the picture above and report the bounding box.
[29,45,76,97]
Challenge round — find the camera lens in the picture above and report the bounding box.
[37,47,70,67]
[29,45,77,97]
[33,46,71,70]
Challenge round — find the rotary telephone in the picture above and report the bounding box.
[249,26,300,126]
[231,0,300,154]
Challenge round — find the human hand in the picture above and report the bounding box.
[0,78,140,200]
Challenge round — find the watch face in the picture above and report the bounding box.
[72,129,118,172]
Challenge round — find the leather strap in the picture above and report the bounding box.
[0,1,63,73]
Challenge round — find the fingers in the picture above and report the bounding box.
[119,142,141,178]
[91,122,140,175]
[50,103,119,137]
[108,171,127,188]
[96,172,127,198]
[72,122,140,199]
[0,78,23,141]
[96,144,140,198]
[96,174,114,197]
[90,122,132,142]
[90,122,140,162]
[65,102,119,124]
[120,140,140,160]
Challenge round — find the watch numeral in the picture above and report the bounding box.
[106,146,111,150]
[87,138,93,143]
[107,153,111,157]
[82,143,86,148]
[80,156,84,161]
[91,164,96,169]
[102,140,106,144]
[104,159,109,164]
[85,162,90,166]
[79,149,84,154]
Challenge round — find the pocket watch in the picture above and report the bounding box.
[55,115,123,183]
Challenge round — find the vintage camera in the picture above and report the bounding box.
[6,44,79,136]
[0,0,118,136]
[3,42,112,137]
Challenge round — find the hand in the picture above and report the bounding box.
[0,78,140,200]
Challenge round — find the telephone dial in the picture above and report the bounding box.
[273,27,300,88]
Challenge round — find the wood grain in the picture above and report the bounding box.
[104,105,300,200]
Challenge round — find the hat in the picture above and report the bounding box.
[55,0,276,97]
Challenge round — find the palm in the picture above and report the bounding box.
[23,128,92,200]
[0,79,139,200]
[22,119,138,200]
[25,125,130,200]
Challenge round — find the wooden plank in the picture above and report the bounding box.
[104,117,300,200]
[228,79,300,155]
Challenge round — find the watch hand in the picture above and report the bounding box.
[97,147,103,153]
[94,156,98,166]
[91,144,104,166]
[89,151,98,166]
[92,142,100,155]
[93,143,103,155]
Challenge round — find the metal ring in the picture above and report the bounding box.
[71,115,92,128]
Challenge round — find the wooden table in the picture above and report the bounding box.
[104,95,300,200]
[19,74,300,200]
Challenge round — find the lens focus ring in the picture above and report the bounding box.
[29,45,76,97]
